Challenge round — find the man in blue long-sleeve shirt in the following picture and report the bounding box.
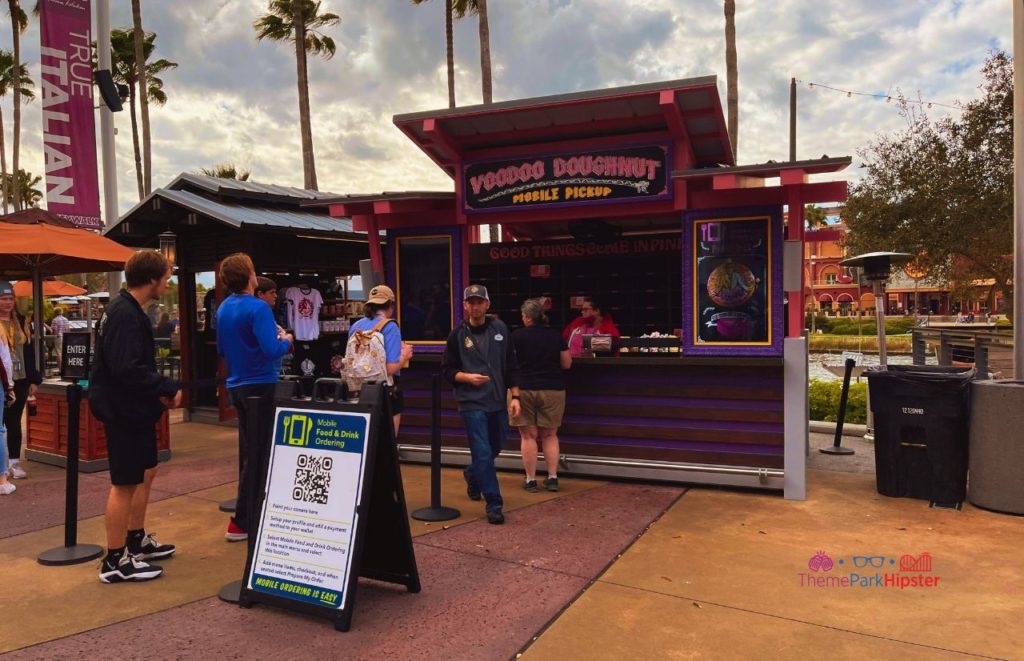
[216,253,292,541]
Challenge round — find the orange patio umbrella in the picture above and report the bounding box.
[12,279,87,297]
[0,222,136,369]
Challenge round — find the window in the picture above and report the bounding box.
[825,273,839,285]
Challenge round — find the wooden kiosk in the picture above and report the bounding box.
[310,77,851,499]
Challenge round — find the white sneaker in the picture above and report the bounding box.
[99,549,163,584]
[0,482,15,495]
[8,461,26,480]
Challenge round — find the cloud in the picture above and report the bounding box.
[0,0,1010,217]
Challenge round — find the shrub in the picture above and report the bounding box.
[815,318,917,336]
[809,379,867,424]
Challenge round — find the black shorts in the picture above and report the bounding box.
[105,424,158,486]
[389,376,405,415]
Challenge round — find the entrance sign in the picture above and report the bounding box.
[241,382,420,631]
[60,331,91,381]
[39,0,102,229]
[463,144,671,213]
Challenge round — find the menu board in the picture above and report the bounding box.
[693,217,771,346]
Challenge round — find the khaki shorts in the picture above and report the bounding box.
[509,390,566,429]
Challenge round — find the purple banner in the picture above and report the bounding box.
[39,0,101,229]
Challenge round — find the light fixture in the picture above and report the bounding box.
[158,230,177,266]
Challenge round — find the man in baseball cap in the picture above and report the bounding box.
[442,283,519,524]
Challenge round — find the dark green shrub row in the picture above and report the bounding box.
[807,316,917,336]
[809,379,867,424]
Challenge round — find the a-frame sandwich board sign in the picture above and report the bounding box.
[239,380,420,631]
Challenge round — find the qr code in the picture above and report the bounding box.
[292,454,332,504]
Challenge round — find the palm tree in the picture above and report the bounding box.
[108,28,178,201]
[451,1,496,239]
[200,164,252,181]
[724,0,738,159]
[804,204,828,229]
[131,0,155,196]
[6,0,26,210]
[2,168,42,208]
[254,0,340,191]
[0,49,33,215]
[410,0,456,108]
[451,0,492,104]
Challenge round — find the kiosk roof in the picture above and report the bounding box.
[393,76,733,177]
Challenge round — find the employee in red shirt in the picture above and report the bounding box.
[562,297,621,356]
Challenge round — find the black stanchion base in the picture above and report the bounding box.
[218,579,243,603]
[218,498,237,513]
[411,506,461,522]
[820,446,855,456]
[38,543,104,566]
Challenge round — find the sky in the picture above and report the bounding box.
[0,0,1011,220]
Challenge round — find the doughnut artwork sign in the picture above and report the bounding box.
[462,144,670,213]
[690,215,774,350]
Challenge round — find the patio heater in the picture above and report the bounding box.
[839,252,912,441]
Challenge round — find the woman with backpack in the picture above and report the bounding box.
[346,285,412,434]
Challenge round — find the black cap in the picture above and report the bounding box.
[463,284,489,301]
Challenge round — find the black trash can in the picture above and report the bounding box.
[866,365,975,506]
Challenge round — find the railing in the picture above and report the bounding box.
[911,328,1015,379]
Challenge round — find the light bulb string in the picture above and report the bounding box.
[795,79,959,110]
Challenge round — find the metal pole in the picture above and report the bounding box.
[38,384,103,565]
[96,0,121,294]
[1014,0,1024,377]
[32,270,43,372]
[821,358,855,455]
[874,280,888,368]
[809,256,816,334]
[789,77,796,162]
[411,373,459,522]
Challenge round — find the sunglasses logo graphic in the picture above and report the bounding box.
[851,555,886,568]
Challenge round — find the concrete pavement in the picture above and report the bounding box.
[1,424,1021,660]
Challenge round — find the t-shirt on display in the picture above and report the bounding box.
[283,285,323,341]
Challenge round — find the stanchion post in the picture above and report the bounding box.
[820,358,856,456]
[412,373,460,522]
[220,395,264,604]
[38,383,104,566]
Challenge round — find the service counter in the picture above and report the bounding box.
[25,381,172,472]
[395,353,785,489]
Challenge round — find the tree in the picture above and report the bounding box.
[0,48,33,215]
[411,0,456,108]
[724,0,738,159]
[254,0,340,191]
[131,0,156,196]
[6,0,26,210]
[450,0,493,104]
[804,204,828,229]
[2,168,43,208]
[845,52,1013,317]
[200,164,252,181]
[107,28,178,200]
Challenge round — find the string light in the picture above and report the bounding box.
[795,79,959,110]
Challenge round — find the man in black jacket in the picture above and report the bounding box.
[442,285,520,524]
[90,251,181,583]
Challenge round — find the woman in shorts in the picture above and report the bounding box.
[511,299,571,492]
